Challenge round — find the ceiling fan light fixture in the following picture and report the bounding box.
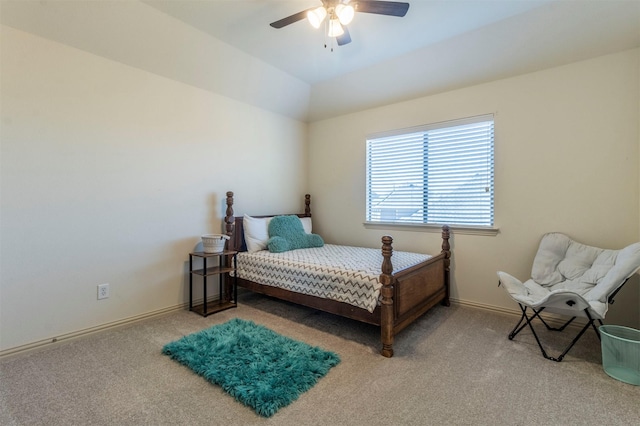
[335,4,355,25]
[327,18,344,37]
[307,6,327,29]
[271,1,411,47]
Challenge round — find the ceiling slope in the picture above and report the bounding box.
[1,0,311,121]
[308,0,640,121]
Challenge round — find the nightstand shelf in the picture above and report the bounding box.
[189,250,237,317]
[191,266,235,276]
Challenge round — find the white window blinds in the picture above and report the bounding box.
[366,114,494,227]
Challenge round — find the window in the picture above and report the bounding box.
[366,114,494,228]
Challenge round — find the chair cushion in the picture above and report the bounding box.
[530,233,640,304]
[584,242,640,303]
[556,243,603,280]
[531,233,571,285]
[579,250,617,284]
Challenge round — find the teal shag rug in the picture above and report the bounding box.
[162,318,340,417]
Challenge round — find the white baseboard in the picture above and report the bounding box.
[0,292,233,359]
[449,297,589,328]
[0,303,188,359]
[450,297,519,316]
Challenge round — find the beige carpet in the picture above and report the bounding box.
[1,290,638,425]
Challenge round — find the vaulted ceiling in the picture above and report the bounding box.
[2,1,639,122]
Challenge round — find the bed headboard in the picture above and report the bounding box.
[224,191,311,252]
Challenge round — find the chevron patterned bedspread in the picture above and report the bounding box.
[234,244,432,313]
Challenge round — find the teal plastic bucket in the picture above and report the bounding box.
[600,325,640,386]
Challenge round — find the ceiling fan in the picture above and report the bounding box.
[270,1,410,47]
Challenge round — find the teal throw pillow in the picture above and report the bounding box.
[267,215,324,253]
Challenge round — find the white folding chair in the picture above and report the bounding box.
[498,233,640,361]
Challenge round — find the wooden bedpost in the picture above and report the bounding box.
[225,191,235,250]
[441,225,451,307]
[304,194,311,217]
[379,235,394,357]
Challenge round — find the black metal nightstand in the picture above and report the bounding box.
[188,250,237,316]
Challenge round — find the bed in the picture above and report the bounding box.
[223,191,451,357]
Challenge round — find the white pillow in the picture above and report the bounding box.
[243,214,272,252]
[300,217,312,234]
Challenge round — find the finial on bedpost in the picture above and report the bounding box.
[304,194,311,217]
[441,225,450,258]
[225,191,234,249]
[441,225,451,307]
[380,235,394,357]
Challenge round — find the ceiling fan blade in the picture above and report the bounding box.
[270,9,310,29]
[354,1,410,17]
[336,26,352,46]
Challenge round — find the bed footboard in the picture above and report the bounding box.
[379,227,450,357]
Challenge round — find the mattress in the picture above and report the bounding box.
[234,244,431,313]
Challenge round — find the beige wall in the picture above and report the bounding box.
[0,26,307,351]
[309,48,640,327]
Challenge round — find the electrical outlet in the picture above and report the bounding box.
[97,283,109,300]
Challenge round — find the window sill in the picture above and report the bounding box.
[363,222,500,236]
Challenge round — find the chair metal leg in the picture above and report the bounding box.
[508,308,527,340]
[509,306,573,339]
[592,319,604,341]
[537,312,577,332]
[508,304,598,362]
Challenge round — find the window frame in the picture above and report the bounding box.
[364,114,499,236]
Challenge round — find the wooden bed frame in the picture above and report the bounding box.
[223,191,451,357]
